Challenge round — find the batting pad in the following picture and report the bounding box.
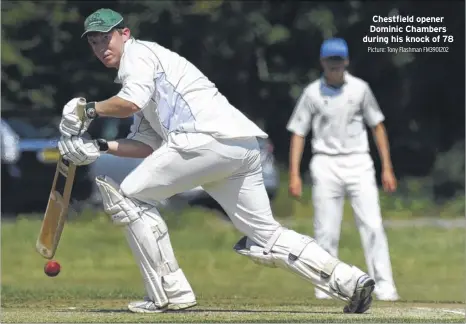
[95,175,195,306]
[234,227,368,302]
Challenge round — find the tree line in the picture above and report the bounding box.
[2,0,465,200]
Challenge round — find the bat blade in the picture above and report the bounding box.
[36,98,86,259]
[36,158,77,259]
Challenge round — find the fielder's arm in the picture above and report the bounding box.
[286,88,313,177]
[289,134,306,177]
[371,123,394,171]
[361,83,394,171]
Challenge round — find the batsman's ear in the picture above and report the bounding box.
[121,27,131,41]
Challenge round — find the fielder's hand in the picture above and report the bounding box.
[289,174,303,198]
[382,168,397,193]
[59,97,94,137]
[58,134,100,166]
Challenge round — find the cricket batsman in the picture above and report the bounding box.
[57,9,376,314]
[287,38,399,301]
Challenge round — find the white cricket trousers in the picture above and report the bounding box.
[119,133,373,303]
[310,153,397,294]
[120,133,280,246]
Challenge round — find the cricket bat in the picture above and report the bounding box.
[36,98,87,259]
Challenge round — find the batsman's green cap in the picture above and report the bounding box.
[82,8,124,37]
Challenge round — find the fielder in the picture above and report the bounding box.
[287,38,399,301]
[57,9,376,314]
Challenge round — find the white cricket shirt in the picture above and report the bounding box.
[286,72,384,155]
[115,38,267,147]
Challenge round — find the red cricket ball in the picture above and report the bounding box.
[44,260,61,277]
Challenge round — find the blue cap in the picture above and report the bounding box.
[320,38,349,59]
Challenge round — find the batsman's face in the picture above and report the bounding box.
[88,28,130,68]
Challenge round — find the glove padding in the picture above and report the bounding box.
[58,134,100,166]
[59,97,93,137]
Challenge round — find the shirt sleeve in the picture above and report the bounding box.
[127,112,163,151]
[117,45,160,109]
[286,89,313,137]
[362,84,385,127]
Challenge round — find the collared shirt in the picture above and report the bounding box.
[1,119,20,163]
[115,38,268,147]
[286,72,384,155]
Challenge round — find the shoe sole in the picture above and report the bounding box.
[167,301,197,311]
[128,301,197,314]
[343,277,375,314]
[128,305,167,313]
[376,297,400,301]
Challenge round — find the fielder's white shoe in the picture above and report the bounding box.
[315,289,333,300]
[374,282,400,301]
[343,274,375,314]
[376,293,400,301]
[128,296,197,313]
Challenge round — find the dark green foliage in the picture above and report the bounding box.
[2,0,464,200]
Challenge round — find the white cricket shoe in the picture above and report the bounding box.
[376,292,400,301]
[315,289,333,300]
[374,282,400,301]
[343,274,375,314]
[128,297,197,313]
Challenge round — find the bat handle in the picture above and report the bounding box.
[75,97,87,121]
[74,97,87,135]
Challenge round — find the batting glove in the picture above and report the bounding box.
[59,98,97,137]
[58,134,101,166]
